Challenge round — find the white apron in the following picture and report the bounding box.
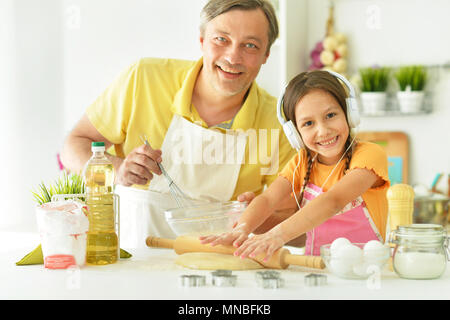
[116,114,247,248]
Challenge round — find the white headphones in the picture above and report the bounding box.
[276,70,360,151]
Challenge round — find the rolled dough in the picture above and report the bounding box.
[175,252,264,270]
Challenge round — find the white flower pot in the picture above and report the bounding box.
[360,92,387,115]
[397,91,424,113]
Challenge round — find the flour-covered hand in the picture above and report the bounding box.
[233,225,286,262]
[199,223,250,247]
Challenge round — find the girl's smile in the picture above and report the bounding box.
[295,89,350,165]
[317,135,339,147]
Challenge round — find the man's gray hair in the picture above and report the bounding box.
[200,0,279,53]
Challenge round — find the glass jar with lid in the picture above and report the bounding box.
[390,224,448,280]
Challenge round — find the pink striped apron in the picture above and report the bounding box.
[302,182,383,256]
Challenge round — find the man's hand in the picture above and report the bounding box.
[115,144,163,186]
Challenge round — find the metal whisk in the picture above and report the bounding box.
[140,135,192,208]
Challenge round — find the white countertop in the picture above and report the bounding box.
[2,230,450,300]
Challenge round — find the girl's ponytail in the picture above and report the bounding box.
[298,150,313,206]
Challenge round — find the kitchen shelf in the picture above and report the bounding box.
[361,110,432,117]
[359,93,433,117]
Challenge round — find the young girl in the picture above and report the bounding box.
[200,70,390,259]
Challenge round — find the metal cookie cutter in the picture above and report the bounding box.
[304,273,327,287]
[211,270,237,287]
[255,271,280,281]
[255,271,284,289]
[179,275,206,287]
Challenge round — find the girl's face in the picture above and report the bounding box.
[295,89,350,165]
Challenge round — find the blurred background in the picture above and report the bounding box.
[1,0,449,231]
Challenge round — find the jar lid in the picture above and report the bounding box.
[394,224,446,241]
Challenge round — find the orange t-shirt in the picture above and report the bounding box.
[279,141,390,240]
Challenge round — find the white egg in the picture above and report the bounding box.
[330,258,353,276]
[364,240,384,251]
[336,244,363,263]
[330,237,351,257]
[363,240,387,260]
[329,244,363,277]
[352,262,370,277]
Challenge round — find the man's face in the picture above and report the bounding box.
[200,8,270,97]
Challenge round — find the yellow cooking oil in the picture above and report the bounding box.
[83,142,118,265]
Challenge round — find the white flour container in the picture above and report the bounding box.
[36,200,89,269]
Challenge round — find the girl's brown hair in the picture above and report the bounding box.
[283,70,356,205]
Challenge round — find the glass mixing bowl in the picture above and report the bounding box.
[320,243,390,279]
[164,201,247,236]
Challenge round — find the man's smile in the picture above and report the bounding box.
[216,64,244,79]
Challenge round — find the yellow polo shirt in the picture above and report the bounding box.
[86,57,295,199]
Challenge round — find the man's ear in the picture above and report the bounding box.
[199,34,205,50]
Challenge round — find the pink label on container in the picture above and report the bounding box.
[44,255,77,269]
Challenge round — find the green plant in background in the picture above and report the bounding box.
[394,65,427,91]
[32,172,85,205]
[359,66,391,92]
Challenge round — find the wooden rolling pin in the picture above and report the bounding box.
[146,235,325,270]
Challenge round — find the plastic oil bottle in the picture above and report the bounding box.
[83,141,118,265]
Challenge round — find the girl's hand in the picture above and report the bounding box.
[237,192,256,204]
[233,225,286,262]
[199,223,250,248]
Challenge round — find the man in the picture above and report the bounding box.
[61,0,296,247]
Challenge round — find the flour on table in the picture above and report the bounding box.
[175,252,264,270]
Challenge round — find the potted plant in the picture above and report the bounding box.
[358,66,391,115]
[32,172,85,205]
[395,65,427,113]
